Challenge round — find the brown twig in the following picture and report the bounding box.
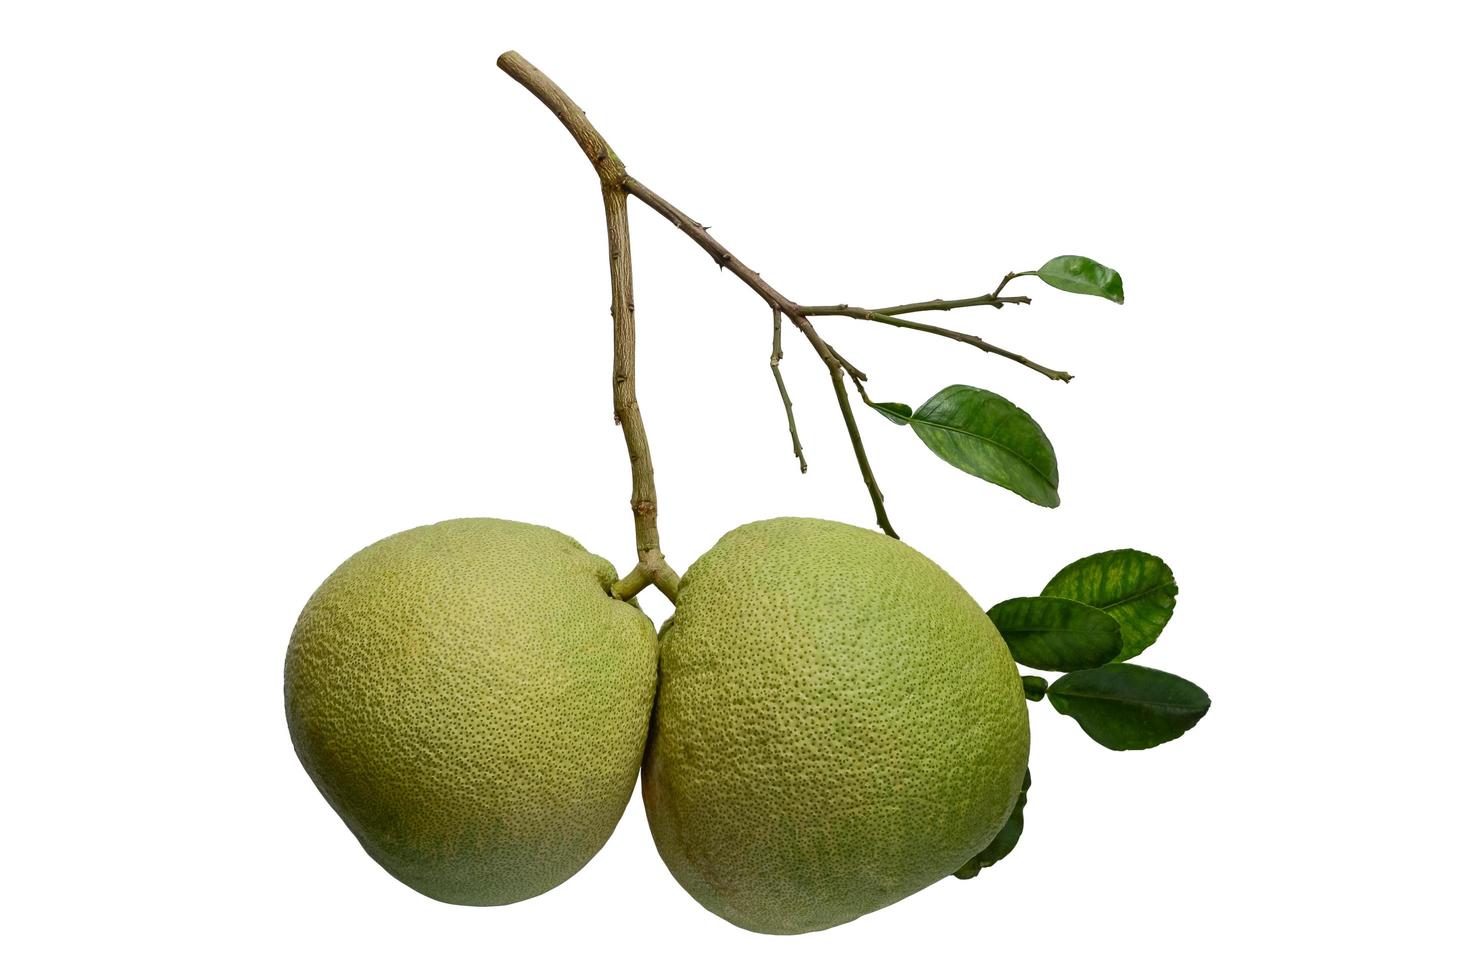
[870,271,1037,316]
[623,175,897,537]
[798,305,1074,383]
[870,272,1036,315]
[873,293,1030,314]
[827,344,868,387]
[770,308,807,473]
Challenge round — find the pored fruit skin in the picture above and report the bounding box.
[285,518,657,906]
[643,517,1029,934]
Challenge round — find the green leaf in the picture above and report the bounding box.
[988,596,1123,671]
[1041,549,1177,660]
[1021,674,1048,702]
[955,768,1031,878]
[1037,255,1124,303]
[868,400,913,425]
[1048,664,1209,750]
[907,384,1059,507]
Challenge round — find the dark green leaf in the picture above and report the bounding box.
[1037,255,1124,304]
[988,596,1122,671]
[1021,674,1048,702]
[1048,664,1209,750]
[868,400,913,425]
[1041,549,1177,660]
[955,768,1030,878]
[907,384,1059,507]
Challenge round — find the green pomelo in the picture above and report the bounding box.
[285,518,656,906]
[643,517,1029,934]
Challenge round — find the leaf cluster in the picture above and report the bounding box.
[956,550,1209,878]
[993,548,1207,750]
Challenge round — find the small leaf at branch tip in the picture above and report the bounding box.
[1037,255,1125,304]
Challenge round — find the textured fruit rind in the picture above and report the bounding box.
[643,517,1028,934]
[285,518,657,905]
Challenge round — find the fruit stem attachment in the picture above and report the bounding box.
[497,50,679,601]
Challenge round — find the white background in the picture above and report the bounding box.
[4,2,1475,976]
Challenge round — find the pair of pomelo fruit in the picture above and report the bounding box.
[285,516,1028,934]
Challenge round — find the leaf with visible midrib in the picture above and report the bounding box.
[1042,549,1177,660]
[1037,255,1124,304]
[1048,664,1209,750]
[988,596,1122,671]
[907,385,1059,507]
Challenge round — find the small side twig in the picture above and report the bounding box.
[873,293,1030,315]
[769,307,807,473]
[799,305,1073,383]
[991,270,1033,297]
[864,272,1033,315]
[827,344,868,387]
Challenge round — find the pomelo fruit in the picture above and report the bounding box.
[642,517,1028,934]
[285,518,656,905]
